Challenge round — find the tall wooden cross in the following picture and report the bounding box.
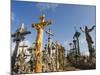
[45,28,53,55]
[73,31,81,56]
[32,14,52,73]
[45,28,54,71]
[11,23,31,74]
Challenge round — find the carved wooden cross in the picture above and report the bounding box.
[32,14,52,72]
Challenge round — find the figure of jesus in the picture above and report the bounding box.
[80,25,95,59]
[32,14,52,72]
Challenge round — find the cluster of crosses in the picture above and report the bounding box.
[11,14,95,75]
[67,25,95,67]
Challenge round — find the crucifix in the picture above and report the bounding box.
[32,14,52,73]
[45,28,54,56]
[11,23,31,74]
[45,28,54,71]
[80,25,95,59]
[73,31,81,56]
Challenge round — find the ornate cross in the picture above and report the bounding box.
[32,14,52,72]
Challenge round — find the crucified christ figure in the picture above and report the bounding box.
[80,25,95,59]
[32,14,52,73]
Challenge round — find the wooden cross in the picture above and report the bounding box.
[11,23,31,74]
[80,25,95,59]
[19,42,28,58]
[32,14,52,73]
[45,28,53,55]
[73,31,81,56]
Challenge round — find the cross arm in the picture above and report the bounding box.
[21,31,31,35]
[45,31,54,36]
[11,33,16,37]
[80,27,85,32]
[43,20,52,27]
[32,23,39,29]
[19,46,28,47]
[46,20,52,26]
[88,25,95,32]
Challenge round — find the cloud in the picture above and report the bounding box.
[37,2,59,12]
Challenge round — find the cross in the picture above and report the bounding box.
[73,39,79,62]
[19,42,28,58]
[80,25,95,60]
[45,28,53,55]
[11,23,31,74]
[32,14,52,73]
[73,31,81,56]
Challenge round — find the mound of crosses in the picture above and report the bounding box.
[11,14,96,73]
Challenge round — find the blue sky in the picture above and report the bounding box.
[11,1,96,55]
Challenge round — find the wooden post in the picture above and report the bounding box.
[32,14,52,73]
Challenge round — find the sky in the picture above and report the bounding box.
[11,0,96,55]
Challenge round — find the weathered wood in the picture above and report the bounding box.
[11,23,31,74]
[80,25,95,60]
